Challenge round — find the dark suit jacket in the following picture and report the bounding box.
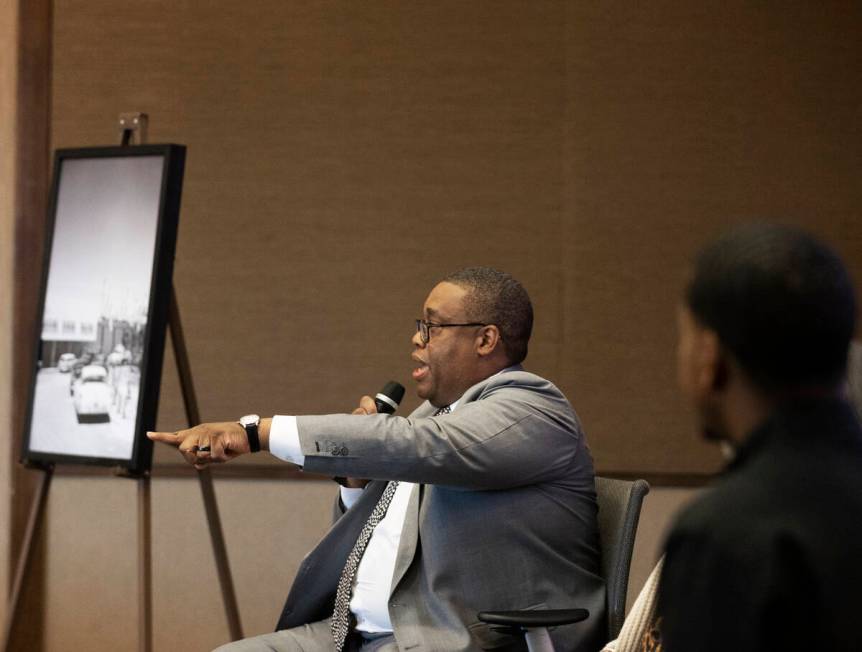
[277,368,605,652]
[658,397,862,652]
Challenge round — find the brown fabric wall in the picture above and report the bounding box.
[48,2,861,472]
[5,3,857,651]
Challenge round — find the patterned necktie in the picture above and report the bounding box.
[330,405,451,650]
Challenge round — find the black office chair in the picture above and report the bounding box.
[478,476,650,652]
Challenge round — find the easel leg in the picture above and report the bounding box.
[169,286,243,641]
[1,466,53,652]
[138,475,152,652]
[198,469,243,640]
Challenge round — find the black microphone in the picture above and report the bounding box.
[374,381,405,414]
[333,381,405,487]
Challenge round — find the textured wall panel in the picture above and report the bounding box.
[39,2,862,649]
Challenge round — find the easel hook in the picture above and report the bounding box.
[119,112,148,146]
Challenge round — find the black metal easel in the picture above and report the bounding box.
[126,112,243,651]
[165,285,244,646]
[2,115,243,652]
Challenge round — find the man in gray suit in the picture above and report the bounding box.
[150,267,604,652]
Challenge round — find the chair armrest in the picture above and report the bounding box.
[477,608,589,628]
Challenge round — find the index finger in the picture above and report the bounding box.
[147,431,181,446]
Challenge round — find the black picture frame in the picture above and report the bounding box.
[20,144,186,476]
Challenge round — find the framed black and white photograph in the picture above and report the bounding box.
[21,144,185,474]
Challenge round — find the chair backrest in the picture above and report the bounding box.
[595,476,650,641]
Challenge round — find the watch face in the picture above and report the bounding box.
[240,414,260,427]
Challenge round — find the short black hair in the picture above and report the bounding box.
[442,267,533,365]
[686,223,856,392]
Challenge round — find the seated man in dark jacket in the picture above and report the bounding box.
[659,223,862,652]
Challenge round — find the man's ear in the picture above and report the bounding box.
[476,325,502,357]
[697,330,729,393]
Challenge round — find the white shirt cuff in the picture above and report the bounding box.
[268,415,305,465]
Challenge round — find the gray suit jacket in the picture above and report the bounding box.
[276,369,605,652]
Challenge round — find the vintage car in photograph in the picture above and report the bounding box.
[57,352,77,372]
[71,364,112,423]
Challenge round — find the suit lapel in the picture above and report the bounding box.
[385,399,440,593]
[390,483,422,595]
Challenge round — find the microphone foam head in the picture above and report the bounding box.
[381,381,405,404]
[375,381,406,414]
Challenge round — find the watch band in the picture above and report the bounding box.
[245,421,261,453]
[239,415,261,453]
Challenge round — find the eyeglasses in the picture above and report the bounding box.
[415,319,487,344]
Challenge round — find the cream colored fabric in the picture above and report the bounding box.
[601,557,664,652]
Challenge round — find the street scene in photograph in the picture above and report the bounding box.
[25,155,163,461]
[30,347,139,459]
